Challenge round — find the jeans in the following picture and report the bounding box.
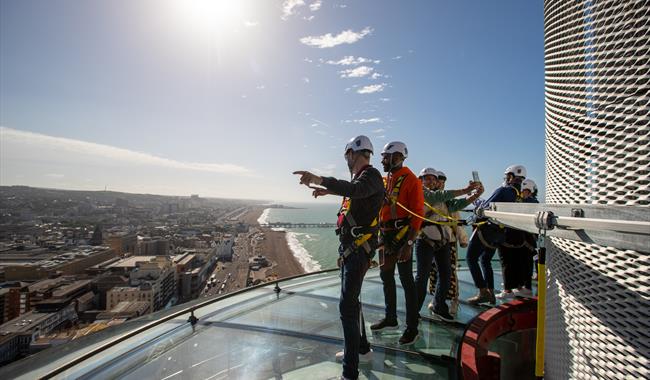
[415,239,452,314]
[467,229,497,289]
[379,250,419,330]
[339,245,370,380]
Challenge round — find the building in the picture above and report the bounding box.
[1,246,116,281]
[0,305,77,364]
[106,233,137,256]
[106,256,177,311]
[136,237,169,256]
[106,286,153,311]
[96,301,150,320]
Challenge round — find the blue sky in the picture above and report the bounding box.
[0,0,544,202]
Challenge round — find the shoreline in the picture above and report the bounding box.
[240,207,306,277]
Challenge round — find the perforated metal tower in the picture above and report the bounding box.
[544,0,649,378]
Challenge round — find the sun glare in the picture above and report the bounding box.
[172,0,247,36]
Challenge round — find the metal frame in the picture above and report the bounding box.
[482,203,650,253]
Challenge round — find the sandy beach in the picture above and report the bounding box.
[239,207,306,278]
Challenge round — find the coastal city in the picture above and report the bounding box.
[0,186,305,366]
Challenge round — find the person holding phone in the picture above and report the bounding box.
[416,169,482,321]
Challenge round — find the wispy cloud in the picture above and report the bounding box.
[326,56,379,65]
[357,83,386,94]
[310,118,330,128]
[339,66,374,78]
[311,163,336,176]
[379,98,391,102]
[45,173,65,179]
[345,117,382,124]
[303,15,315,21]
[372,128,386,133]
[244,21,259,27]
[392,55,402,60]
[309,0,322,11]
[300,27,372,49]
[256,85,266,90]
[282,0,305,20]
[302,77,310,84]
[0,127,251,175]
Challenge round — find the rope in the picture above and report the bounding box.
[395,201,460,226]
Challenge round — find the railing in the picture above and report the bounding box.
[479,203,650,253]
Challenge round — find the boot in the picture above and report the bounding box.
[467,288,490,305]
[450,299,459,315]
[487,288,496,305]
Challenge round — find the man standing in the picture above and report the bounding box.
[294,135,384,380]
[415,168,482,321]
[466,165,526,305]
[370,141,423,346]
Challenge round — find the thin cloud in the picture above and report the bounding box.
[303,15,315,21]
[311,163,336,176]
[282,0,305,20]
[309,0,322,11]
[357,83,386,94]
[302,77,310,84]
[392,55,402,60]
[372,128,386,133]
[300,27,372,49]
[339,66,374,78]
[244,21,259,27]
[326,56,379,65]
[0,127,251,175]
[345,118,381,124]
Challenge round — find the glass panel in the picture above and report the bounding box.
[488,328,537,380]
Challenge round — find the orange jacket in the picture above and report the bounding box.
[380,166,424,231]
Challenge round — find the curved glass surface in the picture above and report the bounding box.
[0,267,515,380]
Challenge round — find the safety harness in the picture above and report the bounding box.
[336,166,380,259]
[380,174,411,252]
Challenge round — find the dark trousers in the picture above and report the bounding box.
[379,250,419,330]
[467,230,497,289]
[499,246,518,290]
[415,239,451,313]
[339,245,370,380]
[523,247,534,289]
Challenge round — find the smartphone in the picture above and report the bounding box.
[472,171,480,183]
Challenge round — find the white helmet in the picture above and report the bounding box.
[435,170,447,180]
[344,135,373,154]
[504,164,527,178]
[381,141,408,159]
[521,178,537,193]
[418,167,437,178]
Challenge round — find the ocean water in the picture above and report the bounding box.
[257,202,341,271]
[258,202,475,273]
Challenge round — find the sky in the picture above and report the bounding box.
[0,0,545,203]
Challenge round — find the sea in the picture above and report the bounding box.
[258,202,474,272]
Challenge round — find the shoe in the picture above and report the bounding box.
[450,299,459,316]
[495,290,515,299]
[513,287,533,298]
[370,318,399,331]
[431,309,455,322]
[487,289,496,305]
[398,328,419,345]
[335,349,373,363]
[466,288,491,305]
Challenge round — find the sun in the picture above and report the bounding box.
[172,0,247,36]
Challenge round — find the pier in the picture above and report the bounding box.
[260,222,336,229]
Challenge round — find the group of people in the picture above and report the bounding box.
[294,135,540,380]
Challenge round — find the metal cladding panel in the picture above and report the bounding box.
[544,0,650,378]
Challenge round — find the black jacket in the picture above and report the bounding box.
[321,166,385,245]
